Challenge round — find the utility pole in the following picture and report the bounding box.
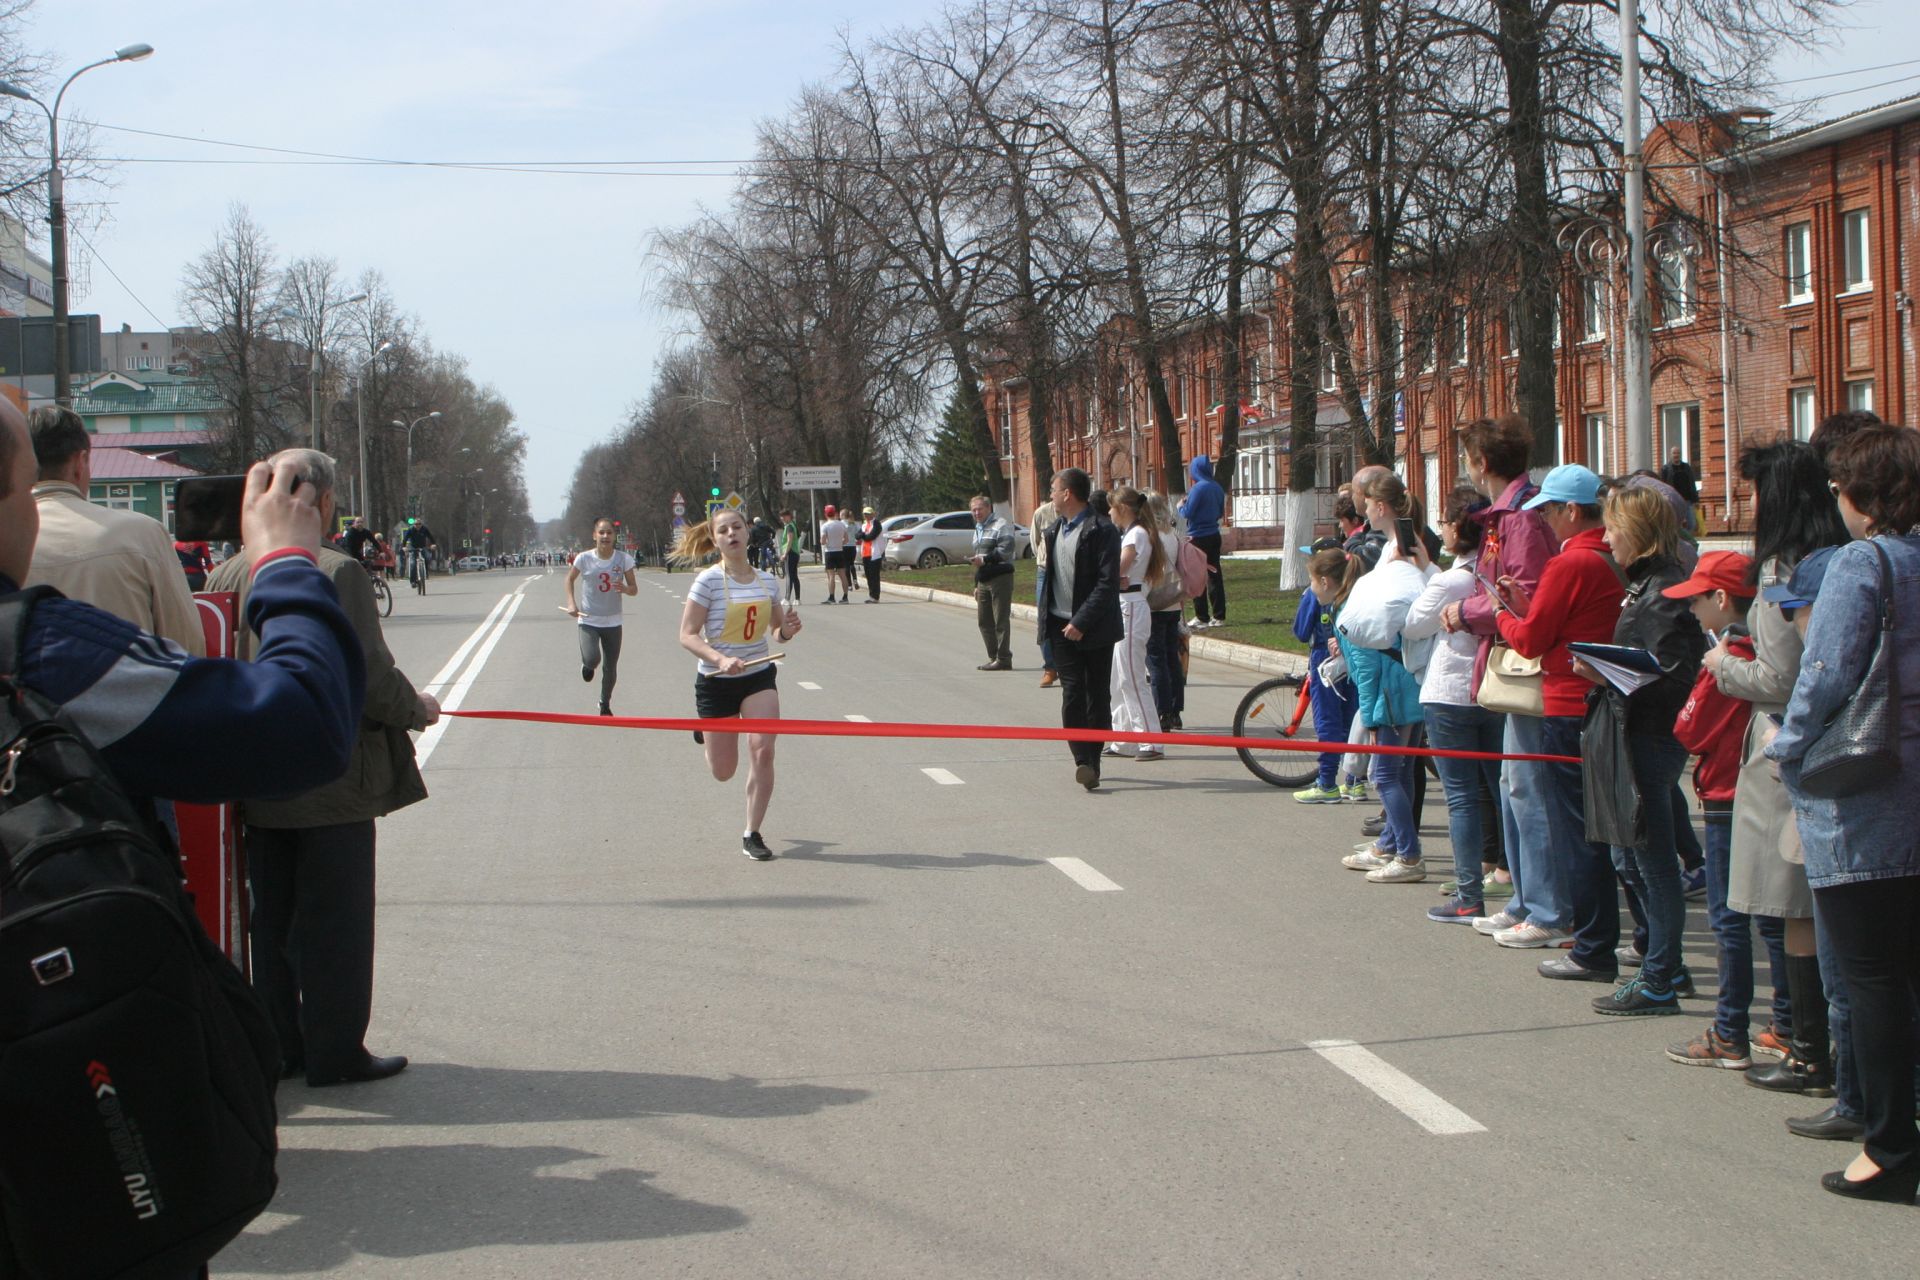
[1620,0,1652,474]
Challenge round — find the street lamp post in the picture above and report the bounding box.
[0,43,154,406]
[396,411,443,520]
[289,291,367,449]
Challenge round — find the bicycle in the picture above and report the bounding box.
[1232,673,1440,788]
[408,549,430,596]
[363,561,393,618]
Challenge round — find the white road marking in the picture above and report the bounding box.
[845,714,871,722]
[1047,857,1122,892]
[417,583,530,768]
[1307,1040,1487,1136]
[422,593,512,696]
[799,681,823,691]
[921,767,964,786]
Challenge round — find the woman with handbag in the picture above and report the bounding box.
[1573,485,1707,1016]
[1488,465,1634,963]
[1766,423,1920,1205]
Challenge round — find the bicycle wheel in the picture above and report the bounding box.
[1233,675,1322,789]
[370,574,392,618]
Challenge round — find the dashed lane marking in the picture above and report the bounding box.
[845,714,871,722]
[1308,1040,1487,1136]
[1047,857,1122,892]
[921,767,964,786]
[799,681,823,691]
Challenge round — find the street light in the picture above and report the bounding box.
[352,339,394,517]
[394,411,443,520]
[0,43,154,405]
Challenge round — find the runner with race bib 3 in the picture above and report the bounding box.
[676,508,802,860]
[564,517,637,715]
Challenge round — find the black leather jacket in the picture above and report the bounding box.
[1610,553,1707,735]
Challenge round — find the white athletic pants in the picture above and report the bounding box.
[1110,594,1154,750]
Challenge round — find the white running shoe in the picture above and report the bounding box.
[1472,909,1523,935]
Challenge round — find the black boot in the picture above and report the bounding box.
[1747,952,1834,1097]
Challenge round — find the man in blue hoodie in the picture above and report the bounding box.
[1177,455,1227,627]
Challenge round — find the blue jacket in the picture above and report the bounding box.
[1346,646,1425,730]
[1178,456,1225,538]
[1767,532,1920,888]
[6,551,365,804]
[1293,590,1338,666]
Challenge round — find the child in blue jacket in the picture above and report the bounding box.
[1292,546,1361,803]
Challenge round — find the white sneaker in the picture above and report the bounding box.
[1472,910,1523,935]
[1494,921,1572,949]
[1366,858,1427,884]
[1342,846,1394,871]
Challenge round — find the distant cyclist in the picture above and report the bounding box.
[401,521,436,590]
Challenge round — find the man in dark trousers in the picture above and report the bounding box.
[208,448,437,1088]
[1660,447,1699,505]
[1039,467,1121,791]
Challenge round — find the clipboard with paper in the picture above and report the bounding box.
[1566,641,1663,695]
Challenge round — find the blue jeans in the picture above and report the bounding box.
[1424,703,1503,907]
[1814,895,1864,1120]
[1146,610,1185,722]
[1501,715,1565,928]
[1704,807,1789,1043]
[1611,732,1689,990]
[1310,670,1357,788]
[1539,714,1617,967]
[1370,724,1421,862]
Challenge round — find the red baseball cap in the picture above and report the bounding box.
[823,504,836,517]
[1661,550,1756,599]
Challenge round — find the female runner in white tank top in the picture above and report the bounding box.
[676,508,803,860]
[1106,486,1169,761]
[563,517,637,715]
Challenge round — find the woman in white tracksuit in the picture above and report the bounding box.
[1106,486,1170,761]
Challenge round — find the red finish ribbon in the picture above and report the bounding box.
[444,710,1581,764]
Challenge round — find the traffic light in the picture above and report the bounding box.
[406,516,417,526]
[709,484,721,498]
[484,527,492,535]
[612,519,621,529]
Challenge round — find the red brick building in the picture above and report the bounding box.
[983,95,1920,539]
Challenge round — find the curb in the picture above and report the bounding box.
[878,580,1307,679]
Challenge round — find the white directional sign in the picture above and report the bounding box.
[782,466,841,490]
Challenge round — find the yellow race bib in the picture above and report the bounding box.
[720,597,771,646]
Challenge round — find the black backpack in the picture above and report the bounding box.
[0,587,280,1279]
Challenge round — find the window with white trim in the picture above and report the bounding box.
[1847,379,1874,412]
[1656,250,1696,326]
[1842,209,1871,290]
[1784,221,1812,303]
[1658,402,1700,464]
[1453,311,1469,366]
[1581,275,1607,341]
[1789,386,1816,441]
[1583,413,1609,474]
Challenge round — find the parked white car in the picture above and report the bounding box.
[455,555,491,572]
[885,511,1032,569]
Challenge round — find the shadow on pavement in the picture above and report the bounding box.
[778,840,1045,871]
[219,1142,744,1271]
[644,894,874,910]
[282,1063,871,1128]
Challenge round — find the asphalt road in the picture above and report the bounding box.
[219,564,1913,1278]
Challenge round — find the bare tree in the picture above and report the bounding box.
[178,204,295,469]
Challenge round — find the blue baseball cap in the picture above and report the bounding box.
[1521,464,1602,510]
[1760,545,1838,610]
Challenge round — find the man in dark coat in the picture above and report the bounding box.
[1038,467,1122,790]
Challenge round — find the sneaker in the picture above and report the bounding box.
[1616,943,1645,969]
[1753,1023,1790,1060]
[1473,909,1523,935]
[1134,748,1164,761]
[1670,966,1697,999]
[1294,785,1344,804]
[1340,782,1367,802]
[1482,878,1515,899]
[1366,858,1427,884]
[1593,974,1681,1017]
[1495,921,1572,949]
[1342,846,1394,871]
[1101,744,1126,758]
[1538,955,1617,982]
[1681,865,1707,901]
[1428,896,1484,924]
[1360,811,1387,838]
[1075,764,1100,791]
[742,832,774,861]
[581,664,595,683]
[598,702,612,717]
[1666,1027,1752,1069]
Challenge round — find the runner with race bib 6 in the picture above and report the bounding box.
[564,517,637,715]
[676,508,802,860]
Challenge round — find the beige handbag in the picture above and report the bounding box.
[1476,644,1544,717]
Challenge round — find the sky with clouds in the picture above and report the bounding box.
[19,0,1920,521]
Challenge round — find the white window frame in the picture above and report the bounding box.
[1789,386,1816,441]
[1453,311,1469,366]
[1842,209,1871,291]
[1656,251,1696,327]
[1659,402,1700,465]
[1784,221,1813,304]
[1847,379,1875,413]
[1319,350,1338,393]
[1583,412,1609,474]
[1581,275,1608,341]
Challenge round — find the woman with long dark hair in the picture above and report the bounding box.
[1711,440,1849,1099]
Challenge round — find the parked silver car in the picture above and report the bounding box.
[885,510,1032,569]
